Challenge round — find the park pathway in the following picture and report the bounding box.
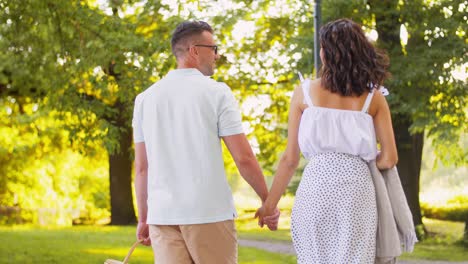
[238,239,468,264]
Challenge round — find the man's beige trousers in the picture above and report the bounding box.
[149,220,237,264]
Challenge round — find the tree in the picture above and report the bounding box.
[272,0,467,236]
[218,0,466,237]
[367,0,467,236]
[1,0,465,229]
[0,0,178,224]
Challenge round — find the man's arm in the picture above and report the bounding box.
[222,134,268,202]
[135,142,150,245]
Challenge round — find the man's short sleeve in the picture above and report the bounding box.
[217,83,244,137]
[132,93,145,143]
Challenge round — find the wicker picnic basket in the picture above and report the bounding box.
[104,240,142,264]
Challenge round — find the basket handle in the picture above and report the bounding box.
[122,240,143,264]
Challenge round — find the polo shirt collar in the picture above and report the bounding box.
[167,68,204,77]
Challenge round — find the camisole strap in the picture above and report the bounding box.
[361,89,375,113]
[301,79,314,107]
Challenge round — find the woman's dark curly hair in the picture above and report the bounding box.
[319,19,390,96]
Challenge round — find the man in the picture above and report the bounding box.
[132,21,279,264]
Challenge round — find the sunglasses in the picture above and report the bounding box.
[194,44,218,55]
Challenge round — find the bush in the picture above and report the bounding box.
[421,195,468,245]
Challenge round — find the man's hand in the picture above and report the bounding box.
[136,221,151,246]
[255,206,280,231]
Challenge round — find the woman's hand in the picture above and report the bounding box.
[255,206,280,231]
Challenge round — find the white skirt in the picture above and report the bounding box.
[291,152,377,264]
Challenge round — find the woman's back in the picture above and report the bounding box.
[298,78,378,162]
[306,78,375,113]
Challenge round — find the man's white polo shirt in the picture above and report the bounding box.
[132,68,244,225]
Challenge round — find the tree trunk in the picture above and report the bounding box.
[394,115,425,237]
[109,103,136,225]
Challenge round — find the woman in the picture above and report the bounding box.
[257,19,398,263]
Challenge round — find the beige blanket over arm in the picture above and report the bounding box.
[369,161,418,264]
[382,166,418,252]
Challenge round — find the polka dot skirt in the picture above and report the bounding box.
[291,152,377,264]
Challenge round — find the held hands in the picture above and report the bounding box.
[136,221,151,246]
[255,205,280,231]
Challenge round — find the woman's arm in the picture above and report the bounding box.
[371,91,398,169]
[258,85,303,217]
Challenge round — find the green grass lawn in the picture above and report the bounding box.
[400,218,468,261]
[236,212,468,262]
[1,217,466,263]
[0,225,295,264]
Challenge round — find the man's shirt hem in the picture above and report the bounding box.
[147,212,238,225]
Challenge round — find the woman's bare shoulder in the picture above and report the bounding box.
[310,78,321,86]
[369,89,389,116]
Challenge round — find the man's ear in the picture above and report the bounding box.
[187,45,199,58]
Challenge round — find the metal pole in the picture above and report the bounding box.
[314,0,322,78]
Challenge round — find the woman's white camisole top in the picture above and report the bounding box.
[297,79,381,162]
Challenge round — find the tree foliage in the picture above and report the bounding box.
[0,98,109,224]
[0,0,465,225]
